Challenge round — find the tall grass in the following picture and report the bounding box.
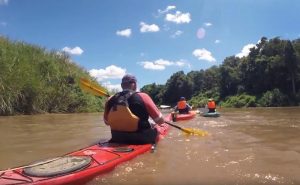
[0,37,104,115]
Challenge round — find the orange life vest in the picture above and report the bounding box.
[207,101,216,109]
[177,100,187,110]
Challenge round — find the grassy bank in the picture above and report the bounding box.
[0,37,104,115]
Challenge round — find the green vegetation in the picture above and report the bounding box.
[0,37,105,115]
[1,36,300,115]
[141,37,300,108]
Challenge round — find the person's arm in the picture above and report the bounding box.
[138,93,164,125]
[103,96,113,125]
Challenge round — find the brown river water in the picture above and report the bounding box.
[0,107,299,185]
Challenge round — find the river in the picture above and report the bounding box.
[0,107,299,185]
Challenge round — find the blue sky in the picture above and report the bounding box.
[1,0,300,91]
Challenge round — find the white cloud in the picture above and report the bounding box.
[158,5,176,15]
[89,65,126,81]
[62,46,84,55]
[140,22,160,33]
[193,48,216,62]
[165,11,191,24]
[0,0,9,5]
[140,61,166,70]
[235,44,256,58]
[170,30,183,38]
[175,61,185,67]
[116,28,132,37]
[215,40,221,44]
[140,59,188,70]
[204,22,212,27]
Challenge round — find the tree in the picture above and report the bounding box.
[162,71,193,105]
[283,40,298,95]
[219,56,242,98]
[140,83,164,104]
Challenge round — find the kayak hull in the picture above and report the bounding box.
[203,111,220,117]
[0,114,172,185]
[173,110,197,122]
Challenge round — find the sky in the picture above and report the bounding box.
[1,0,300,91]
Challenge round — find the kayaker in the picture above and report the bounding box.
[103,74,165,144]
[174,97,192,114]
[207,98,216,113]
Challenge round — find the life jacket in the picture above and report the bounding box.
[177,100,187,110]
[107,91,139,132]
[207,101,216,109]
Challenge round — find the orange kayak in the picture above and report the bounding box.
[172,110,197,122]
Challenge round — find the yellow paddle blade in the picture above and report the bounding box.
[79,78,109,97]
[182,128,208,136]
[80,78,108,93]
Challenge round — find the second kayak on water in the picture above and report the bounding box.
[172,110,197,122]
[202,111,220,117]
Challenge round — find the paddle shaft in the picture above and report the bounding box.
[164,121,185,131]
[80,78,110,97]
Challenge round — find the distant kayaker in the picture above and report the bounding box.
[174,97,192,114]
[207,98,216,113]
[103,74,165,144]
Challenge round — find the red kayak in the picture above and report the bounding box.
[0,114,171,185]
[172,110,197,122]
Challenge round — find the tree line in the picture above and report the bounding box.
[1,36,299,115]
[141,37,300,108]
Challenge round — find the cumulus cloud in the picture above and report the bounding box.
[139,59,187,70]
[170,30,183,38]
[158,5,176,15]
[62,46,84,55]
[116,28,132,37]
[0,0,9,5]
[193,48,216,62]
[165,11,191,24]
[141,62,166,70]
[140,22,160,33]
[89,65,126,81]
[236,44,256,58]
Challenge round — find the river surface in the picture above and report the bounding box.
[0,107,299,185]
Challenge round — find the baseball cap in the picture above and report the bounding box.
[121,74,137,84]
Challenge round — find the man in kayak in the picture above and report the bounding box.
[207,98,216,113]
[174,97,192,114]
[103,74,165,144]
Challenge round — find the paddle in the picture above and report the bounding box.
[79,78,110,97]
[164,121,208,136]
